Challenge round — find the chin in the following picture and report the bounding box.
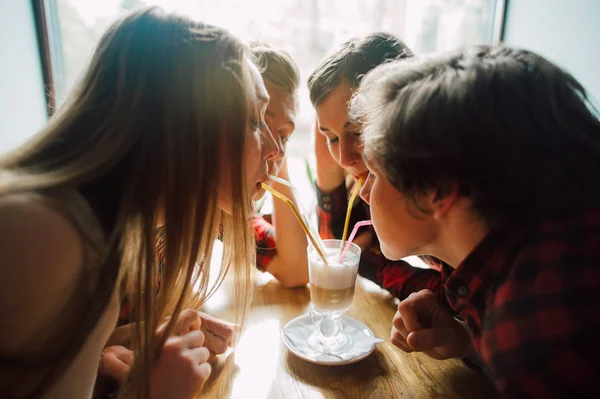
[380,242,409,261]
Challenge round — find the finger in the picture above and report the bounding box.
[200,313,238,342]
[174,309,202,335]
[195,362,212,381]
[104,345,131,356]
[391,336,414,353]
[177,330,205,349]
[390,328,413,353]
[103,345,134,366]
[398,291,435,332]
[392,312,410,340]
[115,348,135,366]
[407,327,454,351]
[103,353,131,382]
[187,346,210,365]
[202,331,228,355]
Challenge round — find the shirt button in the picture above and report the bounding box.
[323,203,331,211]
[323,196,331,203]
[457,285,469,298]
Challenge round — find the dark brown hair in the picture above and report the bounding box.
[353,45,600,228]
[308,32,413,106]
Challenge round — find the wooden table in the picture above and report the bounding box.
[201,243,498,399]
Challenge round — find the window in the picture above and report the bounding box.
[35,0,505,215]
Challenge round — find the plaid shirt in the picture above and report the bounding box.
[252,214,277,272]
[316,181,444,300]
[442,208,600,398]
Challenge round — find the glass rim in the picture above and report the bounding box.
[307,239,361,260]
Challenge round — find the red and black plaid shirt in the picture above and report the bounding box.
[252,214,277,272]
[441,208,600,398]
[316,181,444,300]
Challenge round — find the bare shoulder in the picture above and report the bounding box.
[0,193,84,351]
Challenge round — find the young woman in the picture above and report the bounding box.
[308,33,444,300]
[96,42,307,396]
[354,46,600,397]
[0,7,277,398]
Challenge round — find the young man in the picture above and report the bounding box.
[308,33,444,300]
[249,41,308,288]
[354,46,600,397]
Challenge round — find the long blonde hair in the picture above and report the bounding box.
[0,7,254,397]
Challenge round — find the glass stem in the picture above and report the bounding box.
[319,314,341,338]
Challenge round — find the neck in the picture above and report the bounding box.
[429,205,490,269]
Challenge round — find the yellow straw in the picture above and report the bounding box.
[341,176,365,243]
[268,174,326,256]
[261,183,328,263]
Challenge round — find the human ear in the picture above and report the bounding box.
[431,182,460,220]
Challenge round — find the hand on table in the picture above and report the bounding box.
[391,289,472,360]
[100,309,239,398]
[158,309,239,361]
[151,309,211,399]
[197,312,240,361]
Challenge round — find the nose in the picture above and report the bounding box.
[360,172,374,205]
[262,124,281,162]
[338,137,360,168]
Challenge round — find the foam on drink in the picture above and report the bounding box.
[309,248,359,313]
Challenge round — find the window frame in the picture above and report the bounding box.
[31,0,55,117]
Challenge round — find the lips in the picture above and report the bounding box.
[255,176,268,191]
[354,171,369,181]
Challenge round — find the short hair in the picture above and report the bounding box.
[353,45,600,227]
[307,32,413,106]
[249,41,300,94]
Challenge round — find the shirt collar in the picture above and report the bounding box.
[443,224,530,302]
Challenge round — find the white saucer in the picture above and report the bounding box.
[282,314,381,366]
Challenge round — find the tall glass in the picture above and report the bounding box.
[307,239,361,354]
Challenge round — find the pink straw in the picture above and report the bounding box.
[339,220,373,261]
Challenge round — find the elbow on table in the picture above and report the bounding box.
[276,272,309,288]
[270,259,309,288]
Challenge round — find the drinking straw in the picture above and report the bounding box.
[339,220,373,261]
[267,174,324,255]
[341,176,365,243]
[261,183,328,263]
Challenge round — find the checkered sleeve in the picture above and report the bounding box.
[252,214,277,272]
[316,181,369,240]
[479,239,600,397]
[376,261,445,301]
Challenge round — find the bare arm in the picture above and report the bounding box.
[0,194,118,398]
[314,123,345,193]
[265,158,309,287]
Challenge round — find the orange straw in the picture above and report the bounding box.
[261,183,328,263]
[341,176,365,243]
